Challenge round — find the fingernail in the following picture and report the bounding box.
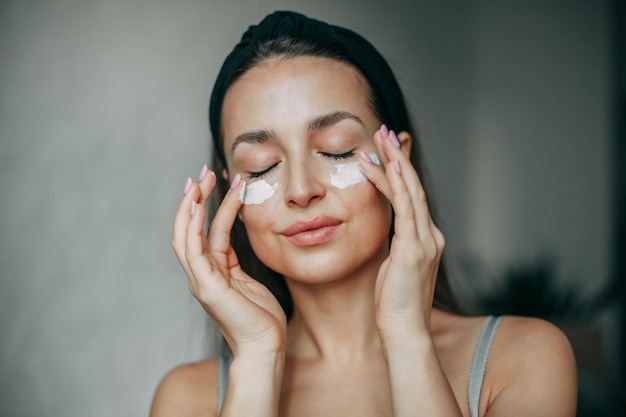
[198,164,208,181]
[190,201,196,216]
[389,130,401,148]
[360,151,373,164]
[230,174,241,190]
[239,181,247,203]
[183,177,192,194]
[380,124,389,138]
[394,159,402,174]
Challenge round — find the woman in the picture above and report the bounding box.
[151,11,577,417]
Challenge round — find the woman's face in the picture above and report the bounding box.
[221,56,392,283]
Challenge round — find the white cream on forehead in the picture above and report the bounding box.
[242,180,280,205]
[330,153,380,190]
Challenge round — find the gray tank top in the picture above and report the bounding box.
[217,315,502,417]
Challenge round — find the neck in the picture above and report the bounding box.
[284,250,386,364]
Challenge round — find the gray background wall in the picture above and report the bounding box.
[0,0,613,416]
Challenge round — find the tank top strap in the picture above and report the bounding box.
[468,315,503,417]
[217,352,233,414]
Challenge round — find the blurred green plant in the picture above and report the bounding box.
[469,258,615,323]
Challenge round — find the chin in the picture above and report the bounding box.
[259,237,389,286]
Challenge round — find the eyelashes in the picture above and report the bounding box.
[320,150,356,160]
[248,150,356,179]
[249,162,279,179]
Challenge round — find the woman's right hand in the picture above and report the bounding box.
[172,165,287,356]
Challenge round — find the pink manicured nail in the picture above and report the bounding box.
[198,164,208,181]
[230,174,241,190]
[183,177,192,194]
[394,159,402,174]
[360,151,373,163]
[190,201,197,216]
[389,130,401,148]
[380,124,389,138]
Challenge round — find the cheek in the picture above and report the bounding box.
[337,179,393,251]
[240,204,272,229]
[357,184,393,232]
[239,197,280,249]
[242,180,280,205]
[330,162,366,189]
[329,153,380,190]
[239,172,392,258]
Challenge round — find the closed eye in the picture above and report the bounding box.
[249,150,355,178]
[320,150,356,161]
[249,162,279,179]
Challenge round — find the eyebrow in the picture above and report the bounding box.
[230,129,274,156]
[307,111,364,132]
[230,111,364,155]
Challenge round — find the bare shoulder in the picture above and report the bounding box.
[150,358,219,417]
[484,316,578,417]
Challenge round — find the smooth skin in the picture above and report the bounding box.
[151,57,577,417]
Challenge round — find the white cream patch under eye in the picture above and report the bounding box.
[369,153,381,165]
[242,180,280,205]
[330,153,380,190]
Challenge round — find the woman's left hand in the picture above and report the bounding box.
[358,125,446,339]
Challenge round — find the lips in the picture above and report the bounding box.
[280,216,343,246]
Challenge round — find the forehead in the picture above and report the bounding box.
[221,56,377,143]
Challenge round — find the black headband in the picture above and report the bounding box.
[209,10,411,166]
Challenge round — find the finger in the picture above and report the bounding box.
[358,151,393,200]
[185,200,229,303]
[173,165,218,246]
[207,174,245,254]
[380,132,436,240]
[172,176,204,272]
[197,164,217,209]
[431,225,446,257]
[385,156,419,246]
[373,125,391,166]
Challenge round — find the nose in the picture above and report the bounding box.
[284,156,326,207]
